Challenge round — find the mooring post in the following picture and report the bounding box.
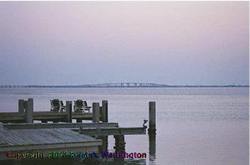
[114,135,125,152]
[25,98,33,123]
[98,100,109,152]
[114,135,126,161]
[92,102,100,123]
[18,99,25,113]
[148,101,156,134]
[148,101,156,161]
[66,101,72,123]
[99,136,108,152]
[101,100,108,122]
[149,131,156,161]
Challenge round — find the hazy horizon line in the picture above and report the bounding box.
[0,82,249,88]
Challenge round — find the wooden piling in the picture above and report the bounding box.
[98,136,108,152]
[101,100,108,122]
[66,101,72,123]
[18,99,25,113]
[25,98,33,123]
[92,102,100,123]
[114,135,126,161]
[148,101,156,134]
[148,101,156,161]
[100,100,109,152]
[149,132,156,161]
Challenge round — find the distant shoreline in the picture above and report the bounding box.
[0,85,249,88]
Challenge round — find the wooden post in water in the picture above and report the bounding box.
[114,135,126,161]
[148,101,156,134]
[101,100,108,122]
[99,100,109,152]
[25,98,33,123]
[92,102,100,123]
[66,101,72,123]
[18,99,25,113]
[148,101,156,161]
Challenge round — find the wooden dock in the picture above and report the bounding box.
[0,124,102,152]
[0,122,146,160]
[0,111,93,123]
[0,98,156,161]
[0,99,105,123]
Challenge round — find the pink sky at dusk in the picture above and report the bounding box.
[0,1,248,85]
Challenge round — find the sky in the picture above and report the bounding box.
[0,2,249,85]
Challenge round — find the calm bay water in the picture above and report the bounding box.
[0,87,249,165]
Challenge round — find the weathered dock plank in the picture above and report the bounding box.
[0,112,24,122]
[0,112,94,123]
[3,123,119,129]
[78,127,146,136]
[0,127,101,153]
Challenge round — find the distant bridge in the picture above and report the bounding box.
[0,83,248,88]
[86,82,168,87]
[0,83,168,88]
